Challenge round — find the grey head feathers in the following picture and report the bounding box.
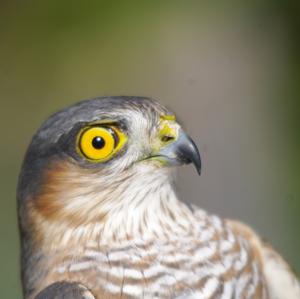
[34,96,169,147]
[17,96,172,205]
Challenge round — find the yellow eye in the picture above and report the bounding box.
[78,126,126,162]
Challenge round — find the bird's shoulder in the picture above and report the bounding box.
[226,219,300,299]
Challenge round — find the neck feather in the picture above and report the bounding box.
[29,162,197,250]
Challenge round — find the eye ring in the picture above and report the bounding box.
[77,125,126,162]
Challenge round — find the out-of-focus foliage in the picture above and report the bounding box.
[0,1,299,298]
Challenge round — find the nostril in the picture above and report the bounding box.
[161,135,175,143]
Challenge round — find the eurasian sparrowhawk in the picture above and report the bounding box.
[18,96,300,299]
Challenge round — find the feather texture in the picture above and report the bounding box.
[17,97,299,299]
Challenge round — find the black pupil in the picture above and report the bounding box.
[92,136,105,149]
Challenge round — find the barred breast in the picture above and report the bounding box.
[45,211,268,299]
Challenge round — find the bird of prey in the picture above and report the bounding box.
[18,96,299,299]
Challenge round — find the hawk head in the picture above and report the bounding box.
[18,96,201,247]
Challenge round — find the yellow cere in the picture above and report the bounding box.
[159,115,178,140]
[156,116,179,149]
[159,122,177,141]
[160,114,176,121]
[78,125,127,162]
[150,117,179,154]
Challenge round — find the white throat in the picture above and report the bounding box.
[98,164,195,244]
[37,163,197,250]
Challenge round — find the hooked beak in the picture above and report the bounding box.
[151,130,201,175]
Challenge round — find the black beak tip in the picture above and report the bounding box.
[188,138,202,176]
[196,162,201,176]
[192,152,201,176]
[177,134,202,176]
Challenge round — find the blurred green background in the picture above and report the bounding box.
[0,1,299,298]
